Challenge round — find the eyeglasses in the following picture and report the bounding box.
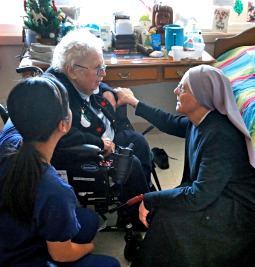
[74,64,107,76]
[176,83,188,94]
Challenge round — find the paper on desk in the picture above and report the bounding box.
[168,50,199,60]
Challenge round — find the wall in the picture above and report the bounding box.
[0,43,22,129]
[0,41,22,106]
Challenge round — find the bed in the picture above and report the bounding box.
[212,26,255,148]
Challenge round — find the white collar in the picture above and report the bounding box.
[198,110,212,125]
[74,86,90,102]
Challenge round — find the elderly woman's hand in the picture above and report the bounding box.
[101,137,115,157]
[114,87,139,108]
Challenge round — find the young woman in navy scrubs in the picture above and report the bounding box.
[0,74,120,267]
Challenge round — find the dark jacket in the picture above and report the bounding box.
[135,101,255,267]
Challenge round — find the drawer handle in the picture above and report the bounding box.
[118,72,131,79]
[176,69,187,77]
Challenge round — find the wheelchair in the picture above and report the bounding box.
[1,67,162,262]
[0,100,144,262]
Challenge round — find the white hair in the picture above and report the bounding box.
[51,29,104,73]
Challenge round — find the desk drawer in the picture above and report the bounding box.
[106,67,157,81]
[164,66,192,79]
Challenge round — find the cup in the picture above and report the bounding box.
[171,46,183,61]
[193,43,205,59]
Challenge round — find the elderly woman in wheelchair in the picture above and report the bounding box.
[45,29,155,229]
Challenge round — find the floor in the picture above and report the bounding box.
[93,131,185,266]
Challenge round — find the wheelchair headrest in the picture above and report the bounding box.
[0,104,8,124]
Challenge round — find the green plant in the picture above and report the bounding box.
[24,0,61,39]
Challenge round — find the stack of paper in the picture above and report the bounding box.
[29,43,55,63]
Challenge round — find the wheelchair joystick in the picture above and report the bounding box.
[111,143,134,185]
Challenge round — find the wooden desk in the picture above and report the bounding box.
[19,50,216,87]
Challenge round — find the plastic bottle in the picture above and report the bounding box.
[100,24,112,51]
[183,22,203,51]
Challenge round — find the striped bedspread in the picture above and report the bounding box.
[213,46,255,148]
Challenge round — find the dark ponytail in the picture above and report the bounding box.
[2,143,43,224]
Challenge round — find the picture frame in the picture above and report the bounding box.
[247,2,255,22]
[212,8,230,33]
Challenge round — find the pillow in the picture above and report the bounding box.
[213,46,255,147]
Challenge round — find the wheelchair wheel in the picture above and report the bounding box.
[124,232,143,262]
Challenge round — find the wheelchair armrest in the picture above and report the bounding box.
[59,144,104,159]
[16,66,44,76]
